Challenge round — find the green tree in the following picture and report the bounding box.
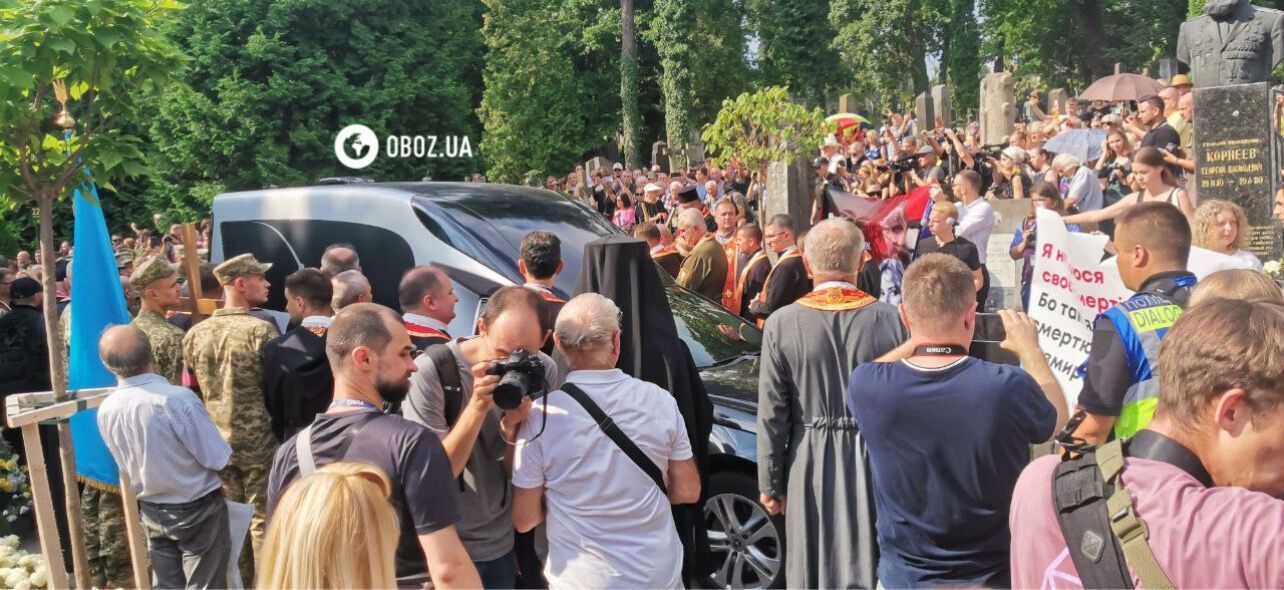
[147,0,483,209]
[941,0,981,118]
[748,0,837,107]
[831,0,946,112]
[700,86,825,177]
[620,0,642,169]
[655,0,698,166]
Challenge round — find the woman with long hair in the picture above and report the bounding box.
[1192,199,1263,271]
[258,462,400,589]
[1062,146,1194,227]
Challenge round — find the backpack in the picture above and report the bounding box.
[423,343,463,427]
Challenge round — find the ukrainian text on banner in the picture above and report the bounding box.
[1027,209,1129,407]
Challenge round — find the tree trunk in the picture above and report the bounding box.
[1068,0,1119,81]
[620,0,642,170]
[37,190,90,589]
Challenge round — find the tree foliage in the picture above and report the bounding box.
[752,0,842,108]
[146,0,484,210]
[655,0,698,165]
[700,86,825,174]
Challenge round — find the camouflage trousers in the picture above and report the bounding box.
[222,462,269,586]
[81,484,135,588]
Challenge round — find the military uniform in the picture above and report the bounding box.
[129,258,187,385]
[676,235,729,301]
[182,254,278,581]
[1177,2,1284,87]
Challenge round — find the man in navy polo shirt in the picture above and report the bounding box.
[846,254,1069,587]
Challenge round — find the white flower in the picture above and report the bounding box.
[1265,260,1281,276]
[13,580,30,590]
[0,535,18,549]
[16,554,36,568]
[28,569,46,588]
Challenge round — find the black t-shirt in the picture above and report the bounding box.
[915,236,981,270]
[267,411,461,581]
[1141,123,1181,152]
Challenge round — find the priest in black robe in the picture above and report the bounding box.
[261,269,334,442]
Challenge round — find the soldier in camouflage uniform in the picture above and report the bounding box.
[129,257,186,384]
[181,254,279,582]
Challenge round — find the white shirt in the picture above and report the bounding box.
[97,374,231,503]
[956,198,997,265]
[1067,166,1104,212]
[300,315,331,330]
[402,312,448,332]
[1230,249,1264,271]
[513,369,692,589]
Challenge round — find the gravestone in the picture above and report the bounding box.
[765,159,815,234]
[1047,88,1069,116]
[587,156,613,175]
[931,85,953,128]
[838,93,858,114]
[1192,82,1278,259]
[651,141,669,173]
[980,72,1016,146]
[914,92,935,131]
[1157,58,1179,83]
[687,132,706,166]
[986,199,1033,311]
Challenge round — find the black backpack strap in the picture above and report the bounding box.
[560,383,668,495]
[1052,447,1134,589]
[425,343,463,427]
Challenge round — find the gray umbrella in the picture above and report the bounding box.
[1042,129,1108,162]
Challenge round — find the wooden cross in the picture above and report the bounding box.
[5,389,151,590]
[176,223,219,326]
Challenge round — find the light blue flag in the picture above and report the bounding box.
[67,182,130,490]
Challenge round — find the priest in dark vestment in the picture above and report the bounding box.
[635,222,683,278]
[576,235,715,582]
[262,269,335,442]
[749,214,811,324]
[398,265,457,352]
[734,224,772,320]
[518,230,568,355]
[757,219,908,589]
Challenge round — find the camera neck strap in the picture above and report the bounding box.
[559,383,668,495]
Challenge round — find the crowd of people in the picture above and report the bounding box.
[1,74,1284,590]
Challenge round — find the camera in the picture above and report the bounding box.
[487,349,546,410]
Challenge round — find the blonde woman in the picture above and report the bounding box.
[258,462,399,589]
[1189,269,1282,306]
[1192,199,1263,271]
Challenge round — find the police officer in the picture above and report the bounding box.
[1070,203,1196,445]
[181,253,280,582]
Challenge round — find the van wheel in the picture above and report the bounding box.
[701,470,785,589]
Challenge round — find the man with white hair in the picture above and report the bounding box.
[675,207,728,301]
[1052,153,1103,212]
[757,218,907,589]
[330,269,373,312]
[511,293,701,588]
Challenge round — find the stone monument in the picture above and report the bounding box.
[838,93,859,114]
[587,155,612,174]
[1157,58,1179,82]
[980,72,1016,146]
[1192,82,1279,258]
[651,140,669,173]
[1177,0,1284,88]
[1047,88,1069,115]
[914,92,935,131]
[765,159,815,234]
[930,85,953,128]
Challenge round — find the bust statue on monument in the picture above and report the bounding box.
[1178,0,1284,87]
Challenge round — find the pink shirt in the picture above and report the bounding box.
[1010,454,1284,589]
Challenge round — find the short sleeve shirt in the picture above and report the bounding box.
[846,357,1056,588]
[1010,454,1284,589]
[267,411,460,581]
[915,236,981,270]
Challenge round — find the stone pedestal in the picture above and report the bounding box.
[765,159,815,234]
[931,85,953,128]
[838,93,858,114]
[1192,82,1279,260]
[1047,88,1069,115]
[980,72,1016,146]
[914,92,935,131]
[986,199,1034,311]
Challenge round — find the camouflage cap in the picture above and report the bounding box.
[115,251,133,269]
[213,253,272,285]
[129,256,177,290]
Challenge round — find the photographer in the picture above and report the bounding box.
[511,294,700,588]
[403,287,562,588]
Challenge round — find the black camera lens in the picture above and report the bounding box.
[493,371,531,410]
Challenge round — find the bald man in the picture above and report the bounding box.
[398,266,459,352]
